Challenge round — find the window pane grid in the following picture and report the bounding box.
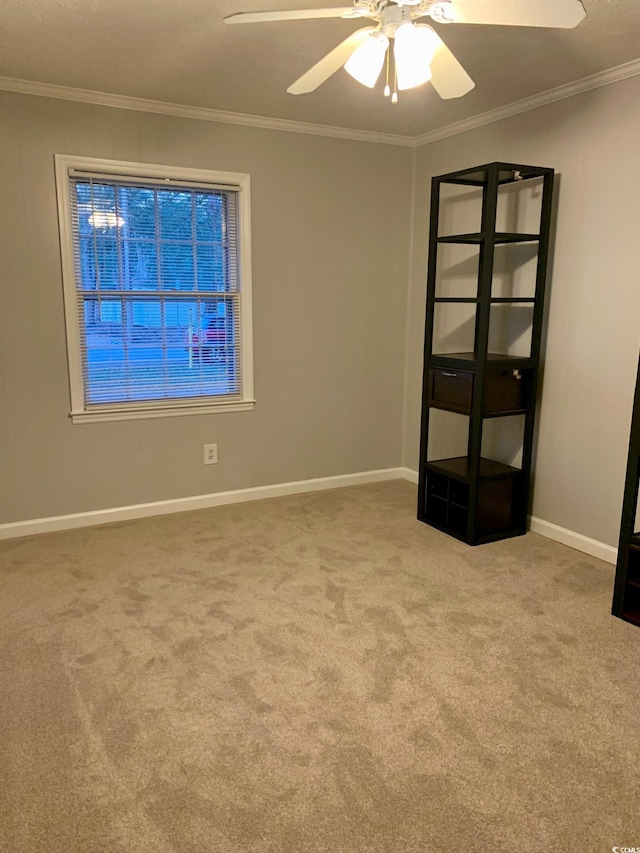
[77,294,241,405]
[70,182,238,295]
[69,173,242,409]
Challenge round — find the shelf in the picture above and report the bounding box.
[437,232,539,245]
[482,408,527,419]
[612,350,640,626]
[434,297,478,303]
[419,161,552,546]
[439,163,553,187]
[429,352,534,370]
[426,456,520,482]
[490,298,536,304]
[624,549,640,584]
[433,298,535,304]
[422,466,521,541]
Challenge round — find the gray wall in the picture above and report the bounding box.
[0,91,413,523]
[403,74,640,547]
[3,74,639,548]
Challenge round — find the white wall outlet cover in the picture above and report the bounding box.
[204,443,218,464]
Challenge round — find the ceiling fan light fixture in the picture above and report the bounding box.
[430,1,456,24]
[394,22,437,91]
[344,31,389,88]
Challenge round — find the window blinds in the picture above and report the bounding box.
[68,174,242,409]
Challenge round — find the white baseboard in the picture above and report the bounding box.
[0,467,407,541]
[528,516,617,565]
[0,467,619,564]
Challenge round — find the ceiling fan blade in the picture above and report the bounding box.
[224,7,363,25]
[425,28,475,99]
[449,0,586,28]
[287,27,376,94]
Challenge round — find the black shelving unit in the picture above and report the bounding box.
[612,352,640,627]
[417,161,555,545]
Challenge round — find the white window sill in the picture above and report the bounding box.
[71,399,255,424]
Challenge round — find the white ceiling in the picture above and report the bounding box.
[0,0,639,140]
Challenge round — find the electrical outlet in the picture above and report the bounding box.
[204,443,218,465]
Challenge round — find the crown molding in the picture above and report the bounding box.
[2,55,640,150]
[415,56,640,147]
[0,76,415,148]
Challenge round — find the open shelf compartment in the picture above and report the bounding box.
[422,457,522,541]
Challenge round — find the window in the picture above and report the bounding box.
[55,155,254,423]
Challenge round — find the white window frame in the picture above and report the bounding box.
[55,154,255,423]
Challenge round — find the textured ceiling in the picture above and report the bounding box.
[0,0,639,138]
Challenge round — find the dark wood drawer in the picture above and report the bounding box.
[428,366,529,415]
[428,368,473,414]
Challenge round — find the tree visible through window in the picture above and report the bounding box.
[56,157,253,422]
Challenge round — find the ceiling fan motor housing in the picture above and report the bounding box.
[381,4,413,37]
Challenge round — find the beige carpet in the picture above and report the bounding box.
[1,480,639,853]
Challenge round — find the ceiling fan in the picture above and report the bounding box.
[224,0,586,102]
